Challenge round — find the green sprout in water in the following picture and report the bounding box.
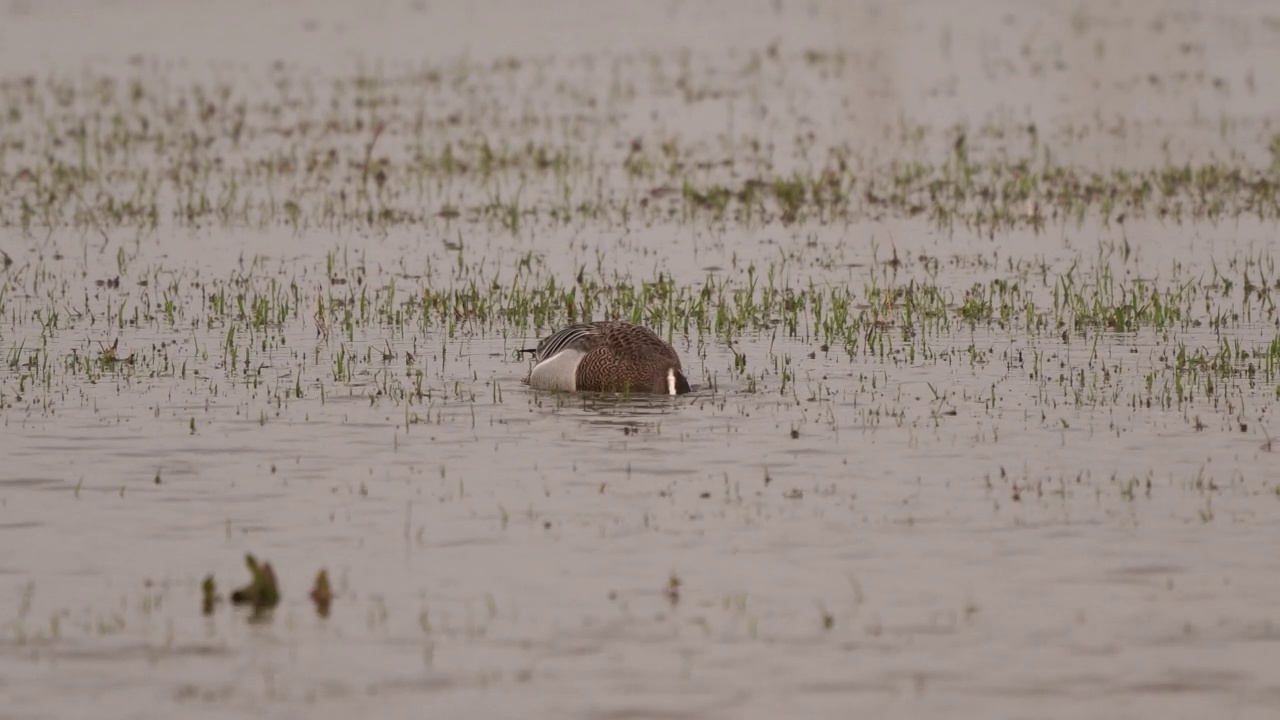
[230,554,281,615]
[310,569,333,618]
[201,574,220,616]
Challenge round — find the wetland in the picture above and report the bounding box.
[1,1,1279,718]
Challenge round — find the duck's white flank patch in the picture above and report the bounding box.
[528,348,582,391]
[667,367,676,395]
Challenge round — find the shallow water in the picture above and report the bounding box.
[2,1,1280,719]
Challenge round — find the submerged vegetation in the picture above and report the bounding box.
[0,56,1276,430]
[1,236,1276,424]
[1,59,1278,234]
[0,54,1274,547]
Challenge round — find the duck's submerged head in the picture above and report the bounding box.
[663,367,693,395]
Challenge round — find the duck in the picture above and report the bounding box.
[520,321,692,395]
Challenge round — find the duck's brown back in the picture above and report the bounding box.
[575,322,685,394]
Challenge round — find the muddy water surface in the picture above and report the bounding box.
[2,1,1280,719]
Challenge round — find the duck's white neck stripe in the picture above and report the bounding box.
[666,368,676,395]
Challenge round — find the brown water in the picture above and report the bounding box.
[2,1,1280,718]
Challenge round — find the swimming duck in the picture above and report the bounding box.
[521,321,692,395]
